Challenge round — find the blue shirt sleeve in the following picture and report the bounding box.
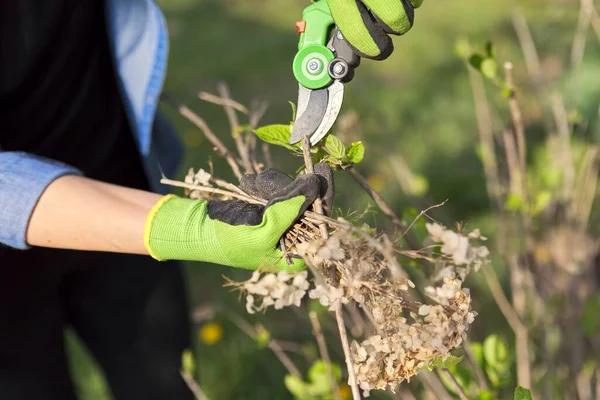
[0,151,82,250]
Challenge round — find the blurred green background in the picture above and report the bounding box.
[68,0,600,398]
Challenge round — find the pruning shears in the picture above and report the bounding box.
[289,0,360,146]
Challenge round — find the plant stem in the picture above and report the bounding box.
[346,166,420,251]
[198,91,249,114]
[464,339,489,391]
[223,307,302,377]
[217,82,254,175]
[301,134,361,400]
[504,62,528,202]
[309,311,342,400]
[482,263,531,388]
[438,370,469,400]
[166,98,243,181]
[181,371,210,400]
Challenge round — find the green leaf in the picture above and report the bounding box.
[254,124,299,150]
[346,141,365,164]
[582,294,600,339]
[430,354,464,370]
[513,386,533,400]
[479,390,495,400]
[470,342,485,367]
[454,38,471,59]
[255,329,271,349]
[505,192,524,212]
[307,360,342,395]
[324,135,347,161]
[410,174,429,196]
[469,54,484,71]
[181,349,196,375]
[501,85,513,98]
[532,190,552,214]
[481,58,499,80]
[483,335,509,373]
[232,123,250,138]
[284,375,309,399]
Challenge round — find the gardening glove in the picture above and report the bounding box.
[326,0,424,60]
[144,164,335,273]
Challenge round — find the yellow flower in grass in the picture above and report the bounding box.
[199,322,223,345]
[338,384,352,400]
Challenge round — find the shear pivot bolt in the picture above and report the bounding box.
[307,58,323,74]
[329,59,348,79]
[332,63,345,75]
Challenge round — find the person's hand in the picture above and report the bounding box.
[144,164,334,272]
[326,0,424,60]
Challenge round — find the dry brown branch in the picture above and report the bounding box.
[483,261,531,389]
[571,0,593,69]
[224,308,302,378]
[511,9,543,86]
[181,371,210,400]
[217,83,254,175]
[248,99,270,172]
[466,61,503,208]
[573,145,600,230]
[300,134,361,400]
[504,62,527,199]
[418,371,453,400]
[401,201,447,237]
[550,91,576,202]
[175,102,243,181]
[464,339,489,391]
[438,370,469,400]
[345,166,422,253]
[198,91,249,114]
[309,311,342,400]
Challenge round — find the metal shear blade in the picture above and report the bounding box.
[289,81,345,146]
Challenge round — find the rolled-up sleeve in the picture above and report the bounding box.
[0,151,82,249]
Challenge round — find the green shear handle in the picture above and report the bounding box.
[292,0,360,90]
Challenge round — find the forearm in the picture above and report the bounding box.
[26,174,163,254]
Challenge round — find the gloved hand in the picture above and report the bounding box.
[326,0,424,60]
[144,164,334,272]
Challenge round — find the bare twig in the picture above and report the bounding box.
[171,101,243,181]
[438,370,469,400]
[511,9,543,86]
[418,371,453,400]
[504,62,528,200]
[198,91,249,114]
[302,135,329,241]
[482,263,531,388]
[181,371,210,400]
[248,99,270,172]
[309,311,342,400]
[466,60,503,209]
[481,265,525,342]
[346,166,422,252]
[464,339,489,391]
[571,0,593,69]
[217,83,254,175]
[401,201,447,237]
[346,167,407,231]
[550,91,576,203]
[301,135,361,400]
[223,308,302,377]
